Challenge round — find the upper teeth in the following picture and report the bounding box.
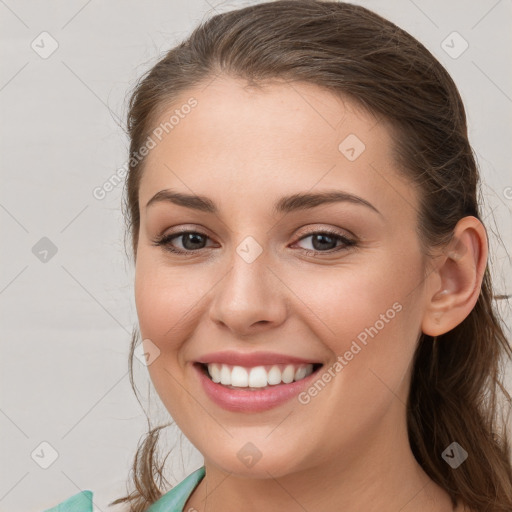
[206,363,314,388]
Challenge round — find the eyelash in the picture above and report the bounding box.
[151,228,357,257]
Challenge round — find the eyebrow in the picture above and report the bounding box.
[145,188,382,217]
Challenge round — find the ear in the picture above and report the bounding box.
[421,216,488,337]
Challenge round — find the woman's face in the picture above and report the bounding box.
[134,75,431,478]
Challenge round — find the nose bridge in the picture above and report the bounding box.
[209,232,286,333]
[223,232,273,307]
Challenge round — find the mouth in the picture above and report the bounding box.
[194,362,324,391]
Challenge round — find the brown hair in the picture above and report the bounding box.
[111,1,512,510]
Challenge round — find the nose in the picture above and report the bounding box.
[208,245,287,338]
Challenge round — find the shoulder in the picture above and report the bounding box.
[42,490,93,512]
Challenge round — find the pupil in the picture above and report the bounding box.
[183,233,205,250]
[313,234,335,251]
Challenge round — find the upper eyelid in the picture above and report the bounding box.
[159,225,355,240]
[157,227,356,248]
[158,220,356,236]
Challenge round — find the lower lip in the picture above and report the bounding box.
[194,363,322,412]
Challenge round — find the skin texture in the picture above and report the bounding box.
[134,75,486,512]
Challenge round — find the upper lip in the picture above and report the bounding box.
[195,351,322,367]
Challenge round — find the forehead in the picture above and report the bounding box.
[138,75,416,220]
[147,75,381,156]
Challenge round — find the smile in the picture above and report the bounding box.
[193,362,324,412]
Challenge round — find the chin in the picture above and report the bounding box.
[203,440,310,480]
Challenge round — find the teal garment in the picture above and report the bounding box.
[42,490,93,512]
[43,466,206,512]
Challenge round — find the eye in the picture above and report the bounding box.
[151,228,357,256]
[151,230,214,255]
[292,229,356,254]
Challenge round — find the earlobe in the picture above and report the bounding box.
[421,216,488,337]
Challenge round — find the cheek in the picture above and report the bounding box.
[134,251,217,354]
[285,252,425,450]
[299,251,421,346]
[295,246,425,397]
[133,252,207,417]
[135,269,184,342]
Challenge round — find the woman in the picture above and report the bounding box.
[44,1,512,511]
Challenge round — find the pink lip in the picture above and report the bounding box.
[196,350,321,367]
[193,362,323,413]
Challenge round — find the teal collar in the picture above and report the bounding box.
[147,466,205,512]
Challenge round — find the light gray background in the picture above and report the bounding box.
[1,1,511,511]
